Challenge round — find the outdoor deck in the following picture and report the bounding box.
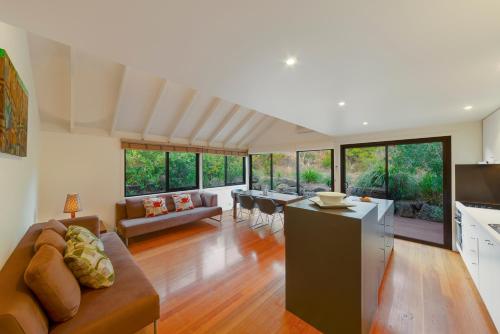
[394,216,444,245]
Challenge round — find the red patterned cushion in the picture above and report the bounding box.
[143,197,168,217]
[172,194,194,212]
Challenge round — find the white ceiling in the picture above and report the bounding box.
[3,0,500,136]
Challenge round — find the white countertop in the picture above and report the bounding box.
[457,201,500,242]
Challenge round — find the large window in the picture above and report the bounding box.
[202,154,246,188]
[250,150,333,196]
[272,153,297,194]
[125,150,199,196]
[341,137,451,248]
[125,150,166,196]
[250,154,272,190]
[168,152,198,190]
[298,150,333,197]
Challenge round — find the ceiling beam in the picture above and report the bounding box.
[168,90,198,140]
[110,66,128,136]
[207,104,240,145]
[142,80,167,139]
[234,114,267,147]
[189,97,221,144]
[223,109,256,147]
[238,117,277,148]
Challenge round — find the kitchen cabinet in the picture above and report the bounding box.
[477,226,500,329]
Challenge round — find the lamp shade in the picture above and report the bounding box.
[63,194,82,213]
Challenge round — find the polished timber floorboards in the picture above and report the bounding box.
[129,211,496,334]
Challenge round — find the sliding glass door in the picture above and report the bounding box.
[341,137,451,248]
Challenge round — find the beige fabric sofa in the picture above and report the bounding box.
[116,190,223,246]
[0,216,159,334]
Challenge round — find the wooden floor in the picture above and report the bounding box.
[130,211,496,334]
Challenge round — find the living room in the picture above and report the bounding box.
[1,2,500,333]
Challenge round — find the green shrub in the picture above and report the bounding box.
[419,173,443,205]
[301,168,321,183]
[355,163,385,189]
[388,170,419,201]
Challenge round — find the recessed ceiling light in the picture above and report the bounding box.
[285,57,297,67]
[464,105,473,111]
[338,101,346,107]
[363,121,368,126]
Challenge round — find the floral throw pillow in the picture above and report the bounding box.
[65,225,104,251]
[172,194,194,212]
[143,197,168,217]
[64,240,115,289]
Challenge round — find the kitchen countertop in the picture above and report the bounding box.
[347,196,394,221]
[457,201,500,242]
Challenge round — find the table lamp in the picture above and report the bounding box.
[64,193,82,219]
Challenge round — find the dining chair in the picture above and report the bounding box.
[254,197,284,233]
[237,194,257,224]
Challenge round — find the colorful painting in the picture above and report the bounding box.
[0,48,28,157]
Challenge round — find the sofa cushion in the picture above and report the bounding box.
[50,233,159,334]
[125,197,146,219]
[159,194,176,212]
[24,245,81,323]
[118,206,223,238]
[44,219,68,238]
[34,229,66,255]
[189,192,203,208]
[143,197,168,217]
[172,194,194,212]
[66,225,104,251]
[64,241,115,289]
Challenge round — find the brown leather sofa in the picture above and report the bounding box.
[0,216,159,334]
[116,190,223,246]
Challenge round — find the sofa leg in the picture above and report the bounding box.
[154,319,158,334]
[125,237,129,247]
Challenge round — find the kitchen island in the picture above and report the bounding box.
[284,197,394,334]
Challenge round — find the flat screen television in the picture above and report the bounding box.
[455,164,500,205]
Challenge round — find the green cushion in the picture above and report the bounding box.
[65,225,104,251]
[64,240,115,289]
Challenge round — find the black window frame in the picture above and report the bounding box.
[249,149,334,194]
[124,150,200,197]
[202,154,247,189]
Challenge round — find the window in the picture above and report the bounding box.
[168,152,198,190]
[125,150,166,197]
[227,156,245,185]
[298,150,333,197]
[203,154,225,188]
[202,154,246,188]
[341,137,451,248]
[250,154,271,190]
[272,153,297,194]
[250,150,333,196]
[124,150,199,196]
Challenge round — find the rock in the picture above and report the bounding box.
[395,200,417,218]
[417,204,443,222]
[313,186,329,192]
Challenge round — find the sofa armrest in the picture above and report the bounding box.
[201,192,218,207]
[59,215,101,238]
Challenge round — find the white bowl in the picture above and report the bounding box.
[316,192,346,205]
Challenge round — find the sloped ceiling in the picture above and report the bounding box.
[29,34,323,149]
[2,0,500,137]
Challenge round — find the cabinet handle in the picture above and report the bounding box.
[485,239,491,242]
[471,262,477,265]
[471,224,476,227]
[487,242,494,246]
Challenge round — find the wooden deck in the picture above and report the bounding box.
[394,215,444,245]
[130,211,495,334]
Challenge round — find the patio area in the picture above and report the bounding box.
[394,216,444,245]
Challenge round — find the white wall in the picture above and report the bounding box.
[483,109,500,163]
[38,131,248,229]
[0,22,40,268]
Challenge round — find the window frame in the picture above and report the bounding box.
[202,154,247,189]
[249,149,334,194]
[124,150,200,197]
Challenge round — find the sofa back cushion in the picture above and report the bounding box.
[0,224,51,334]
[125,197,146,219]
[24,245,81,323]
[44,219,68,237]
[34,229,66,255]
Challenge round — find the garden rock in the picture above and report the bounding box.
[417,204,443,222]
[395,201,417,218]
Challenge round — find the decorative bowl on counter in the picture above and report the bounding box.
[316,192,346,205]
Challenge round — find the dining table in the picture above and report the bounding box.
[232,189,304,219]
